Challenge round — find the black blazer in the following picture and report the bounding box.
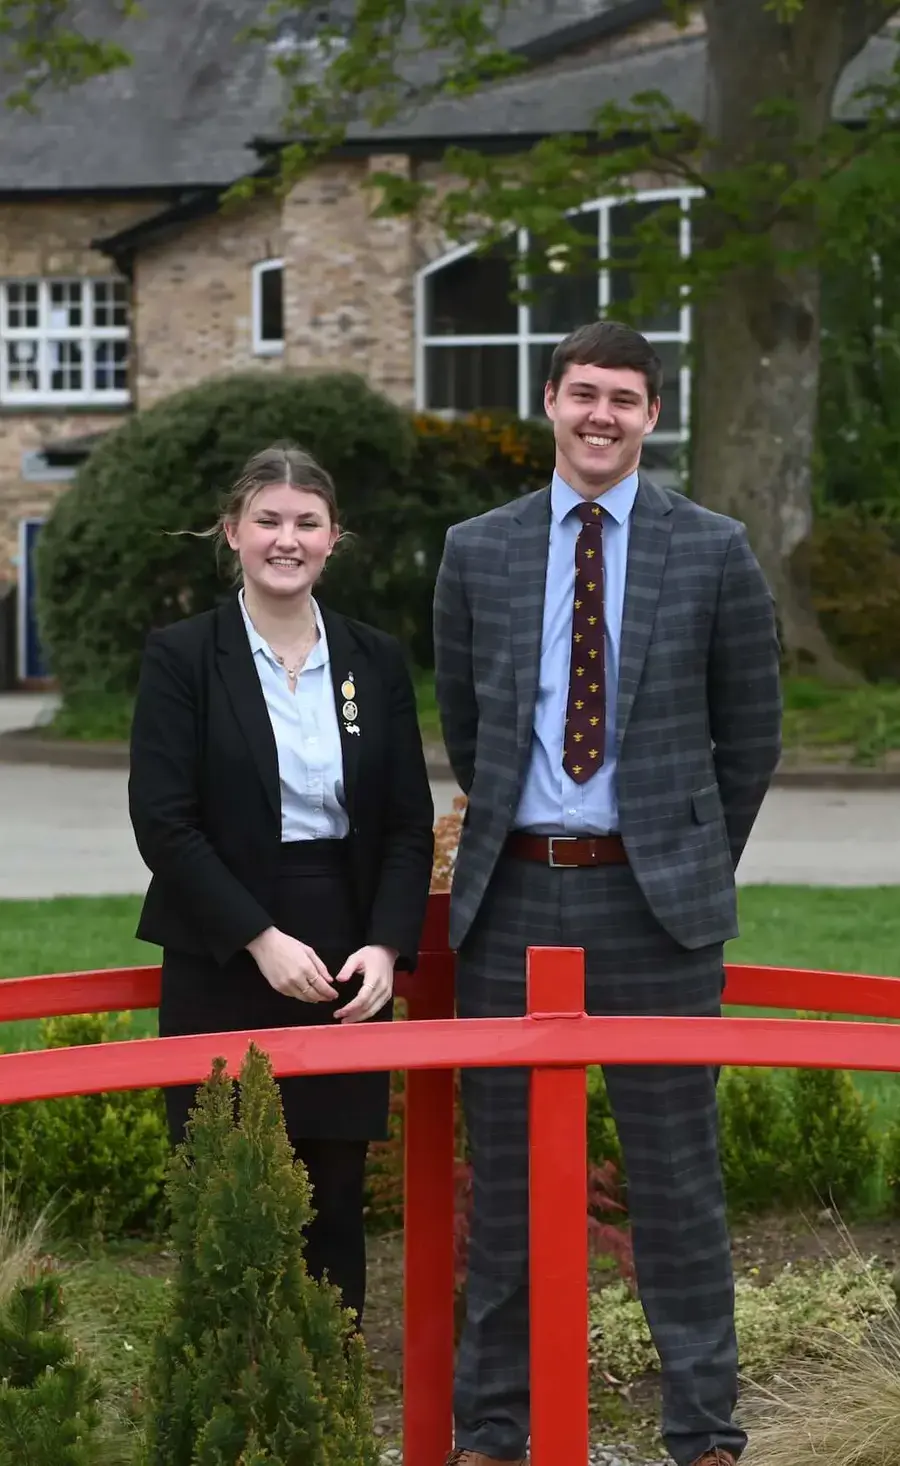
[128,594,435,969]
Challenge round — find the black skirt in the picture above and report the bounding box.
[158,839,392,1142]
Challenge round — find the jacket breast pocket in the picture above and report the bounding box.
[691,783,723,824]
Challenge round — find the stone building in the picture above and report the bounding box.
[0,0,891,681]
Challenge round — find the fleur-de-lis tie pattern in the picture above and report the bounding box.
[563,500,606,783]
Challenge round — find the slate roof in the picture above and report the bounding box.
[1,0,895,198]
[287,29,899,145]
[0,0,651,192]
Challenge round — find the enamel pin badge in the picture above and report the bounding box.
[341,675,360,735]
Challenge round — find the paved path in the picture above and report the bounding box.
[0,758,896,899]
[1,692,897,899]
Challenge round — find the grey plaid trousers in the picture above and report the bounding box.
[452,852,744,1466]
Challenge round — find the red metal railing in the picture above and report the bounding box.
[3,890,900,1465]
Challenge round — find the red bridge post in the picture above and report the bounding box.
[400,904,457,1466]
[528,946,589,1466]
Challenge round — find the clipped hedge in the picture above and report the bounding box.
[0,1013,169,1239]
[35,380,555,693]
[35,371,415,700]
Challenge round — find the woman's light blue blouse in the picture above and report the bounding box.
[239,591,349,842]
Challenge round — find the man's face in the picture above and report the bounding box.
[544,361,660,497]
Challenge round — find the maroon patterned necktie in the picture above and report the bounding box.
[562,500,606,783]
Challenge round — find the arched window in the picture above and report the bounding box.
[415,188,699,474]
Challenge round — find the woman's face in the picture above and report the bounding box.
[225,482,339,601]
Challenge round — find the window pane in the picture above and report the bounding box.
[93,280,129,329]
[5,283,39,330]
[49,340,83,392]
[651,341,686,435]
[4,339,39,391]
[640,438,685,482]
[112,280,129,327]
[528,212,599,334]
[259,265,284,343]
[94,339,128,391]
[425,345,518,412]
[607,200,682,333]
[527,342,558,417]
[49,281,83,330]
[425,247,518,336]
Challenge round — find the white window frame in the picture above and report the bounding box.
[414,186,702,442]
[252,258,285,356]
[0,278,130,407]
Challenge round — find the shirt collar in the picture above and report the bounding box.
[550,468,640,527]
[238,589,329,671]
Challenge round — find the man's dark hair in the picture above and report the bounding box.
[547,320,663,402]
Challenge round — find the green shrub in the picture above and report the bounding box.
[806,515,900,682]
[717,1059,879,1217]
[590,1257,892,1382]
[882,1119,900,1214]
[35,372,415,699]
[587,1067,623,1172]
[0,1014,169,1239]
[718,1067,795,1215]
[380,411,554,667]
[0,1270,111,1465]
[146,1044,377,1465]
[785,1061,880,1211]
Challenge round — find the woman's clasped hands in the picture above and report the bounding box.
[247,928,397,1023]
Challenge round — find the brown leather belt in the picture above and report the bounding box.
[505,832,628,868]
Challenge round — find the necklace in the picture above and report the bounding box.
[269,618,318,687]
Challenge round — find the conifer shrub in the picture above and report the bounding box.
[145,1043,378,1466]
[0,1269,112,1466]
[785,1060,879,1211]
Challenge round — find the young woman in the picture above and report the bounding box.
[129,443,435,1328]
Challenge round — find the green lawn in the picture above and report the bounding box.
[781,677,900,763]
[39,676,900,763]
[414,674,900,760]
[58,1241,172,1430]
[0,895,154,1050]
[2,887,899,1050]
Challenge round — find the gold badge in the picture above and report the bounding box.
[341,679,355,699]
[342,700,358,721]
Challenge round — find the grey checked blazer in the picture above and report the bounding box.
[433,476,782,952]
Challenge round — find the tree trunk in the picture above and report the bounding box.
[691,0,889,682]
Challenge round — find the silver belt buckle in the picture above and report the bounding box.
[547,836,577,868]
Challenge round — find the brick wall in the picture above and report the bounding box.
[281,155,416,405]
[0,198,158,588]
[134,193,285,406]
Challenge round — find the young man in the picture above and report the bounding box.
[433,320,782,1466]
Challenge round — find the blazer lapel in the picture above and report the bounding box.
[508,488,552,757]
[616,475,674,746]
[215,595,281,823]
[320,607,362,820]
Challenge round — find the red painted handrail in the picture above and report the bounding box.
[2,889,900,1466]
[9,958,900,1024]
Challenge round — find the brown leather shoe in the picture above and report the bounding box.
[445,1453,526,1465]
[691,1452,737,1466]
